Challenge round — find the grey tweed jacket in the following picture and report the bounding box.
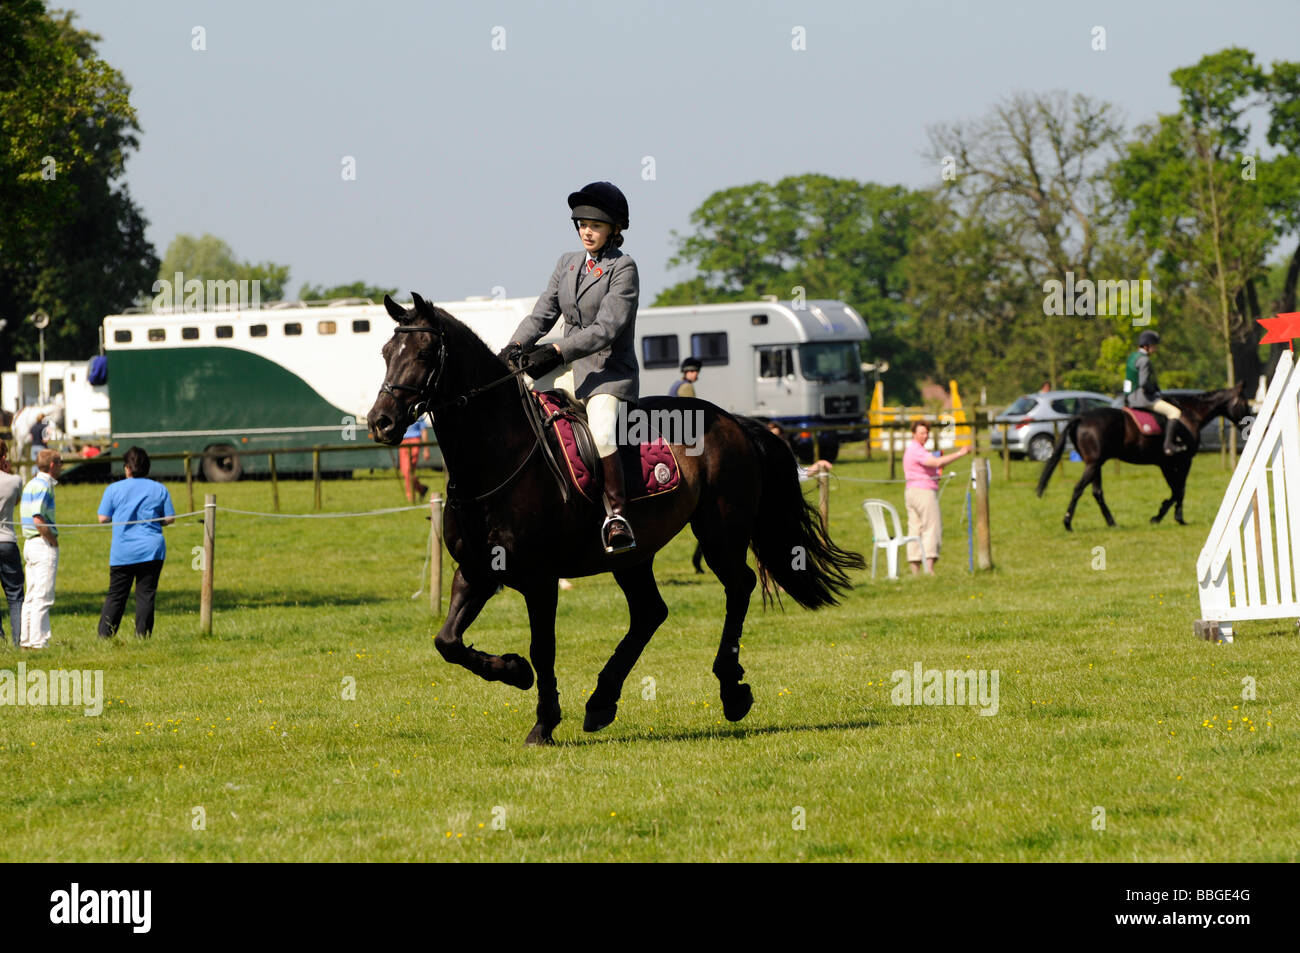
[510,247,639,401]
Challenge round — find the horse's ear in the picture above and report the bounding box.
[411,292,436,322]
[384,294,407,321]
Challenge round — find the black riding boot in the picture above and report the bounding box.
[1163,417,1183,455]
[600,454,636,554]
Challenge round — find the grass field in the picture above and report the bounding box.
[1,448,1296,862]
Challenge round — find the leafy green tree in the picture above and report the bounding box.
[658,174,933,402]
[157,233,291,302]
[910,91,1133,400]
[296,280,398,302]
[0,1,157,364]
[1111,48,1284,397]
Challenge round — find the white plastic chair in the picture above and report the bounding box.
[862,499,920,580]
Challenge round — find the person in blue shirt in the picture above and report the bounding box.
[96,446,175,639]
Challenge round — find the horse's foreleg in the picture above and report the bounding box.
[584,561,668,733]
[1088,465,1116,527]
[434,569,534,690]
[1151,463,1185,525]
[1172,462,1190,525]
[523,581,560,746]
[702,540,757,722]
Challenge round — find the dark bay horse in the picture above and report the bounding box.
[366,294,865,745]
[1036,384,1250,530]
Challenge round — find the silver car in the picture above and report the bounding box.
[990,390,1113,462]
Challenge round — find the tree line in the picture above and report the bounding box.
[659,50,1299,404]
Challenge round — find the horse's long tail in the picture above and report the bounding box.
[1035,419,1077,497]
[739,417,865,609]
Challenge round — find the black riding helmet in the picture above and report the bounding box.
[568,181,630,229]
[681,357,702,373]
[1138,330,1161,349]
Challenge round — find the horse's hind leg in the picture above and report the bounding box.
[1063,472,1092,532]
[523,581,561,746]
[700,538,757,722]
[1088,464,1116,526]
[584,561,668,733]
[435,569,534,690]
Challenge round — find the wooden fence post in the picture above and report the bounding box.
[200,493,216,635]
[430,492,444,617]
[974,462,993,570]
[268,453,280,512]
[183,453,195,513]
[312,448,322,510]
[888,425,897,482]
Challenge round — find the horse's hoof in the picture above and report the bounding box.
[1063,519,1072,532]
[499,653,535,691]
[721,683,754,722]
[583,702,618,733]
[524,723,556,746]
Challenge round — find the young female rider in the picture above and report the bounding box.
[499,181,640,554]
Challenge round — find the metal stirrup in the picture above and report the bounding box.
[601,514,636,553]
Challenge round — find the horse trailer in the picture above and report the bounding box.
[97,294,869,478]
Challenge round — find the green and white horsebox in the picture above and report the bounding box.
[102,297,531,480]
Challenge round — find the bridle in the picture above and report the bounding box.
[378,324,449,423]
[377,323,554,503]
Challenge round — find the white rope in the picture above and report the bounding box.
[831,473,957,486]
[0,510,206,530]
[218,504,431,519]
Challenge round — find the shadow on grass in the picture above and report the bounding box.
[561,716,884,746]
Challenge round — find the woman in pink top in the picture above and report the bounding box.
[902,420,972,575]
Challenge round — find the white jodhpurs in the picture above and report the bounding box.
[552,370,622,458]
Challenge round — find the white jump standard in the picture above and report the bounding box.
[1195,337,1300,643]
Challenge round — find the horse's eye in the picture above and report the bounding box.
[417,348,434,362]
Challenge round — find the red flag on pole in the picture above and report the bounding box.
[1258,312,1300,348]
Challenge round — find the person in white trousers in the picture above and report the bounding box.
[20,449,62,649]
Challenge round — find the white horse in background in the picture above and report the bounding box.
[11,398,65,460]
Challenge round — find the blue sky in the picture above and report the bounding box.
[62,0,1300,304]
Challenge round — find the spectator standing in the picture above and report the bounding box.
[96,447,175,639]
[670,357,701,398]
[902,420,971,575]
[28,413,48,459]
[19,449,62,648]
[400,417,430,502]
[0,448,24,647]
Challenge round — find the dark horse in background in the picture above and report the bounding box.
[1036,384,1251,530]
[367,294,865,745]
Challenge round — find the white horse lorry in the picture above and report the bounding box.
[412,295,872,461]
[2,360,111,443]
[91,294,870,479]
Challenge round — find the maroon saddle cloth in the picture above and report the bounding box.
[1123,408,1162,435]
[533,391,681,504]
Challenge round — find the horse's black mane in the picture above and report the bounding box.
[401,302,508,377]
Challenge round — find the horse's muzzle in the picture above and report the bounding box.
[366,404,405,446]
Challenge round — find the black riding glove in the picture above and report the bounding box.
[521,345,563,378]
[497,342,525,368]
